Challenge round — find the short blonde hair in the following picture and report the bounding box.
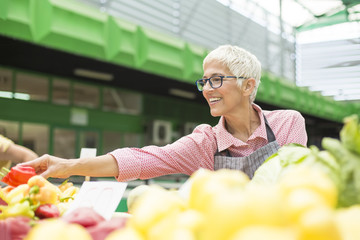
[203,45,261,102]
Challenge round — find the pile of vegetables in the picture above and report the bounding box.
[0,168,79,239]
[106,114,360,240]
[0,170,78,220]
[0,167,130,239]
[2,114,360,239]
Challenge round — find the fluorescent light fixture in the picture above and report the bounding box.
[14,93,30,100]
[169,88,196,99]
[0,91,13,98]
[0,91,30,100]
[74,68,114,81]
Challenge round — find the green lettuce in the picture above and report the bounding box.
[252,143,340,191]
[253,114,360,208]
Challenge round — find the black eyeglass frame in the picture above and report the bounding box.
[195,76,245,91]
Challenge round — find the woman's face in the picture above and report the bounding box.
[202,60,244,117]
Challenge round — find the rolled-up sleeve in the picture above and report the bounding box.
[109,124,217,182]
[109,148,142,182]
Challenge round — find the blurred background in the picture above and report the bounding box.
[0,0,359,164]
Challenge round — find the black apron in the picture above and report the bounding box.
[214,116,280,179]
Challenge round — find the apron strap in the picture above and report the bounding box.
[264,115,276,143]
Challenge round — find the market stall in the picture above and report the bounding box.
[1,115,360,239]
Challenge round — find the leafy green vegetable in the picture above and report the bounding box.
[322,137,360,207]
[252,144,340,191]
[340,114,360,155]
[252,114,360,208]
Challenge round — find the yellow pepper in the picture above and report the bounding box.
[4,184,30,205]
[0,200,34,219]
[58,179,73,192]
[60,186,79,202]
[29,185,59,205]
[28,175,53,188]
[27,175,61,205]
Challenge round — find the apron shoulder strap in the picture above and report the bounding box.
[263,114,276,143]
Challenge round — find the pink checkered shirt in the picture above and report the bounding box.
[110,104,307,181]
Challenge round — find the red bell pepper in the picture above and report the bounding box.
[0,166,36,187]
[35,204,60,219]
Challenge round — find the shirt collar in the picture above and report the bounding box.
[214,103,268,152]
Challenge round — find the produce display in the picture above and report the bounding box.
[1,114,360,239]
[108,115,360,240]
[0,172,79,239]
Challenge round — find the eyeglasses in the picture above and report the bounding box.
[195,76,244,91]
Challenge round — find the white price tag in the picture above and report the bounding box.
[64,181,128,220]
[80,148,97,181]
[80,148,97,158]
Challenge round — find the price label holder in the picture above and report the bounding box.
[64,181,128,220]
[79,148,97,181]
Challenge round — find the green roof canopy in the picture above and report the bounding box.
[0,0,359,122]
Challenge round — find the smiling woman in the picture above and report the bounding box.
[22,44,308,181]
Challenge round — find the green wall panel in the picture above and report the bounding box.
[88,109,143,132]
[30,0,52,42]
[0,0,359,122]
[106,17,137,68]
[0,0,33,40]
[0,98,144,132]
[0,0,8,19]
[279,85,297,106]
[137,27,185,80]
[34,0,107,59]
[295,88,311,112]
[0,98,70,125]
[183,44,207,82]
[142,94,216,125]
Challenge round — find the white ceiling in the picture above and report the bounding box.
[225,0,360,101]
[248,0,344,27]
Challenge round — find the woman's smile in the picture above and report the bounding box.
[209,97,221,104]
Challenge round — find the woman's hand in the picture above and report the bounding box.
[18,154,73,179]
[19,154,119,179]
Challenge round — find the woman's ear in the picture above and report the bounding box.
[242,78,256,96]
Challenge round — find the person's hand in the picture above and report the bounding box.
[18,154,72,179]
